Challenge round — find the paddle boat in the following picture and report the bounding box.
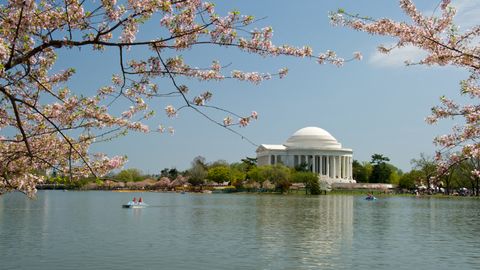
[122,197,148,208]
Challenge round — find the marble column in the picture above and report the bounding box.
[348,157,351,179]
[327,156,330,178]
[312,155,316,173]
[334,156,337,178]
[339,156,342,178]
[319,155,323,175]
[349,157,353,179]
[347,156,349,179]
[333,156,336,178]
[340,156,343,178]
[338,156,341,178]
[341,156,344,178]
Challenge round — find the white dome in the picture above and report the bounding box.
[284,127,342,150]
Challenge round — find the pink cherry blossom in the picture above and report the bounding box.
[0,0,351,197]
[334,0,480,181]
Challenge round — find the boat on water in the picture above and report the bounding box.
[365,195,377,201]
[122,197,148,208]
[122,202,148,208]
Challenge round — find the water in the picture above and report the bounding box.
[1,191,479,270]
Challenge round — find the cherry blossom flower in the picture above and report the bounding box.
[334,0,480,180]
[165,105,177,117]
[0,0,349,197]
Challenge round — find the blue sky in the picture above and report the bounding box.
[57,0,479,174]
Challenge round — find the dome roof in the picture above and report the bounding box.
[284,127,342,150]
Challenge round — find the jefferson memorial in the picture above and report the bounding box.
[256,127,356,184]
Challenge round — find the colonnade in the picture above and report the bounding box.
[271,154,353,180]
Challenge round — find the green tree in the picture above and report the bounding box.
[371,154,390,164]
[160,168,169,178]
[168,168,179,180]
[265,164,291,193]
[399,170,422,189]
[248,165,291,192]
[309,179,322,195]
[294,162,309,172]
[115,168,143,182]
[241,157,258,173]
[160,167,178,180]
[193,156,208,169]
[188,156,208,186]
[188,165,207,186]
[455,158,480,196]
[229,165,246,188]
[363,162,373,182]
[370,154,392,183]
[207,166,232,184]
[209,160,229,168]
[247,166,266,183]
[387,164,402,185]
[352,160,368,183]
[292,171,320,195]
[411,154,437,188]
[442,165,469,195]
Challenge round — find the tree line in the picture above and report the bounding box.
[354,153,480,195]
[50,156,321,194]
[43,151,480,196]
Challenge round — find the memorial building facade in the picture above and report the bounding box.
[256,127,355,183]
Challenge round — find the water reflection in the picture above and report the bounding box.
[254,195,353,269]
[1,192,480,270]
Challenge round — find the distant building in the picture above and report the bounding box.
[256,127,355,184]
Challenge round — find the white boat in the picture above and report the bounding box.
[122,199,148,208]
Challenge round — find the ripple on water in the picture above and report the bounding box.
[1,192,479,270]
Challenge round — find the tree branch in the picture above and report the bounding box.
[0,87,33,158]
[6,2,25,70]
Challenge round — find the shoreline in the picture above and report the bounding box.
[33,187,480,199]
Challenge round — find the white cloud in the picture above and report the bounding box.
[426,0,480,29]
[368,45,427,68]
[451,0,480,29]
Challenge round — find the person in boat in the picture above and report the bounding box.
[366,193,374,200]
[126,197,136,206]
[138,197,143,205]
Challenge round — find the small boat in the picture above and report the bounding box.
[122,197,148,208]
[365,196,377,201]
[122,202,148,208]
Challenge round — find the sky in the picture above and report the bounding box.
[56,0,480,174]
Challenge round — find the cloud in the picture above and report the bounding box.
[368,45,427,68]
[451,0,480,29]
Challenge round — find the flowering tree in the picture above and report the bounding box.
[332,0,480,190]
[0,0,361,197]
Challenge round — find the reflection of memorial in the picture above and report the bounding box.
[256,127,356,184]
[255,195,354,268]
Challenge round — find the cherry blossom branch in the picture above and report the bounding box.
[7,94,97,177]
[155,46,258,146]
[1,87,33,158]
[6,2,25,70]
[1,0,356,196]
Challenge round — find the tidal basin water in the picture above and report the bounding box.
[1,191,479,270]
